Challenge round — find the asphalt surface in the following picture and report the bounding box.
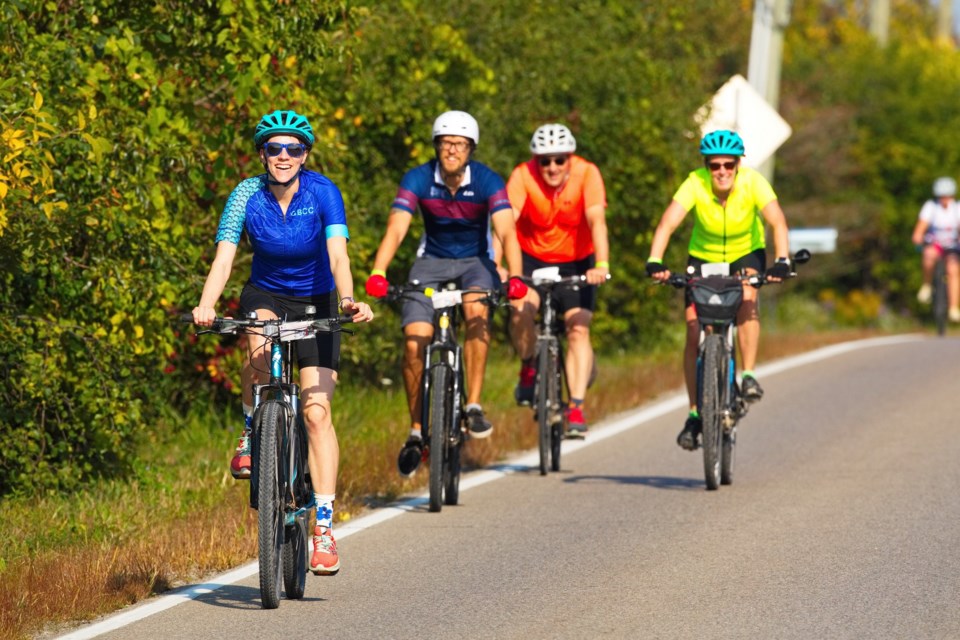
[60,336,960,640]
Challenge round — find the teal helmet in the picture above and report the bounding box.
[254,110,315,148]
[700,129,745,157]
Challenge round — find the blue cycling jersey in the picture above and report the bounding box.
[215,170,349,297]
[391,160,512,259]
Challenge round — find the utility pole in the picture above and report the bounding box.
[936,0,954,45]
[747,0,792,183]
[869,0,890,46]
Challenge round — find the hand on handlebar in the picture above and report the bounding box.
[365,274,389,299]
[764,259,791,282]
[585,265,609,286]
[645,260,671,282]
[506,276,528,300]
[340,298,375,323]
[192,305,218,327]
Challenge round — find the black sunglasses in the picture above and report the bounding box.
[538,155,568,167]
[707,160,738,172]
[264,142,308,158]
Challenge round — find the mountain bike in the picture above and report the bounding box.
[183,309,354,608]
[664,249,810,490]
[523,268,608,475]
[386,282,500,512]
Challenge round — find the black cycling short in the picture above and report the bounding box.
[684,248,766,307]
[522,251,597,313]
[238,282,341,371]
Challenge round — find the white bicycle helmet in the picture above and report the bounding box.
[933,176,957,198]
[529,123,576,155]
[432,110,479,145]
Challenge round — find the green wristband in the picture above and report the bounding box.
[647,257,663,264]
[595,261,610,269]
[371,269,386,277]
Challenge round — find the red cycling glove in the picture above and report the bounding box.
[507,276,528,300]
[365,274,389,299]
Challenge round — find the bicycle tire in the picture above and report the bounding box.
[536,341,553,476]
[428,363,449,512]
[282,513,308,600]
[700,335,725,491]
[443,440,461,506]
[721,427,736,486]
[549,341,563,472]
[256,401,285,609]
[934,259,947,336]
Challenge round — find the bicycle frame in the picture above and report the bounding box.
[249,323,310,515]
[420,297,465,451]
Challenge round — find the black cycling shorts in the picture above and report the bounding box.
[238,282,341,371]
[522,251,598,313]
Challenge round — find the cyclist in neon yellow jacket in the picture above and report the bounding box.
[645,130,791,451]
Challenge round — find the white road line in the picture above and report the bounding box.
[56,333,924,639]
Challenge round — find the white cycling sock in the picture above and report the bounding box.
[315,493,335,530]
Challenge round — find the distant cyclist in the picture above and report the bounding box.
[912,176,960,322]
[192,109,374,576]
[646,129,791,451]
[365,110,526,477]
[503,123,610,436]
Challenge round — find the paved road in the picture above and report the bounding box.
[66,336,960,639]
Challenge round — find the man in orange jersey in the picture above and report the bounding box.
[504,124,609,435]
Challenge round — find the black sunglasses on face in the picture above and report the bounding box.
[707,160,738,172]
[538,155,568,167]
[264,142,307,158]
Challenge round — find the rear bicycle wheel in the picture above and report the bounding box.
[535,341,553,476]
[428,364,450,512]
[721,359,737,486]
[934,259,947,336]
[699,335,725,491]
[721,427,736,486]
[443,439,462,506]
[282,513,308,599]
[256,401,285,609]
[549,342,564,472]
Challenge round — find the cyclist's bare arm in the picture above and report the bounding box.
[911,218,930,246]
[371,207,413,273]
[491,207,524,279]
[760,199,790,282]
[585,202,610,284]
[326,236,374,323]
[648,199,689,281]
[194,240,238,326]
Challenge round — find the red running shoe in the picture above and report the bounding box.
[310,526,340,576]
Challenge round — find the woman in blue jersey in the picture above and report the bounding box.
[192,109,373,577]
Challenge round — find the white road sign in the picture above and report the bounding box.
[696,74,792,169]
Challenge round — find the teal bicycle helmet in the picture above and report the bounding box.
[700,129,745,157]
[254,110,315,148]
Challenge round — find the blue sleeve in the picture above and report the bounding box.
[215,177,263,245]
[317,178,350,241]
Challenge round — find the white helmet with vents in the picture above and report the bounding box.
[530,123,576,155]
[933,176,957,198]
[432,111,479,145]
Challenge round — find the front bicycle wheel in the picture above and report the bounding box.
[256,401,285,609]
[282,512,308,600]
[428,363,450,512]
[699,335,725,491]
[934,259,947,336]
